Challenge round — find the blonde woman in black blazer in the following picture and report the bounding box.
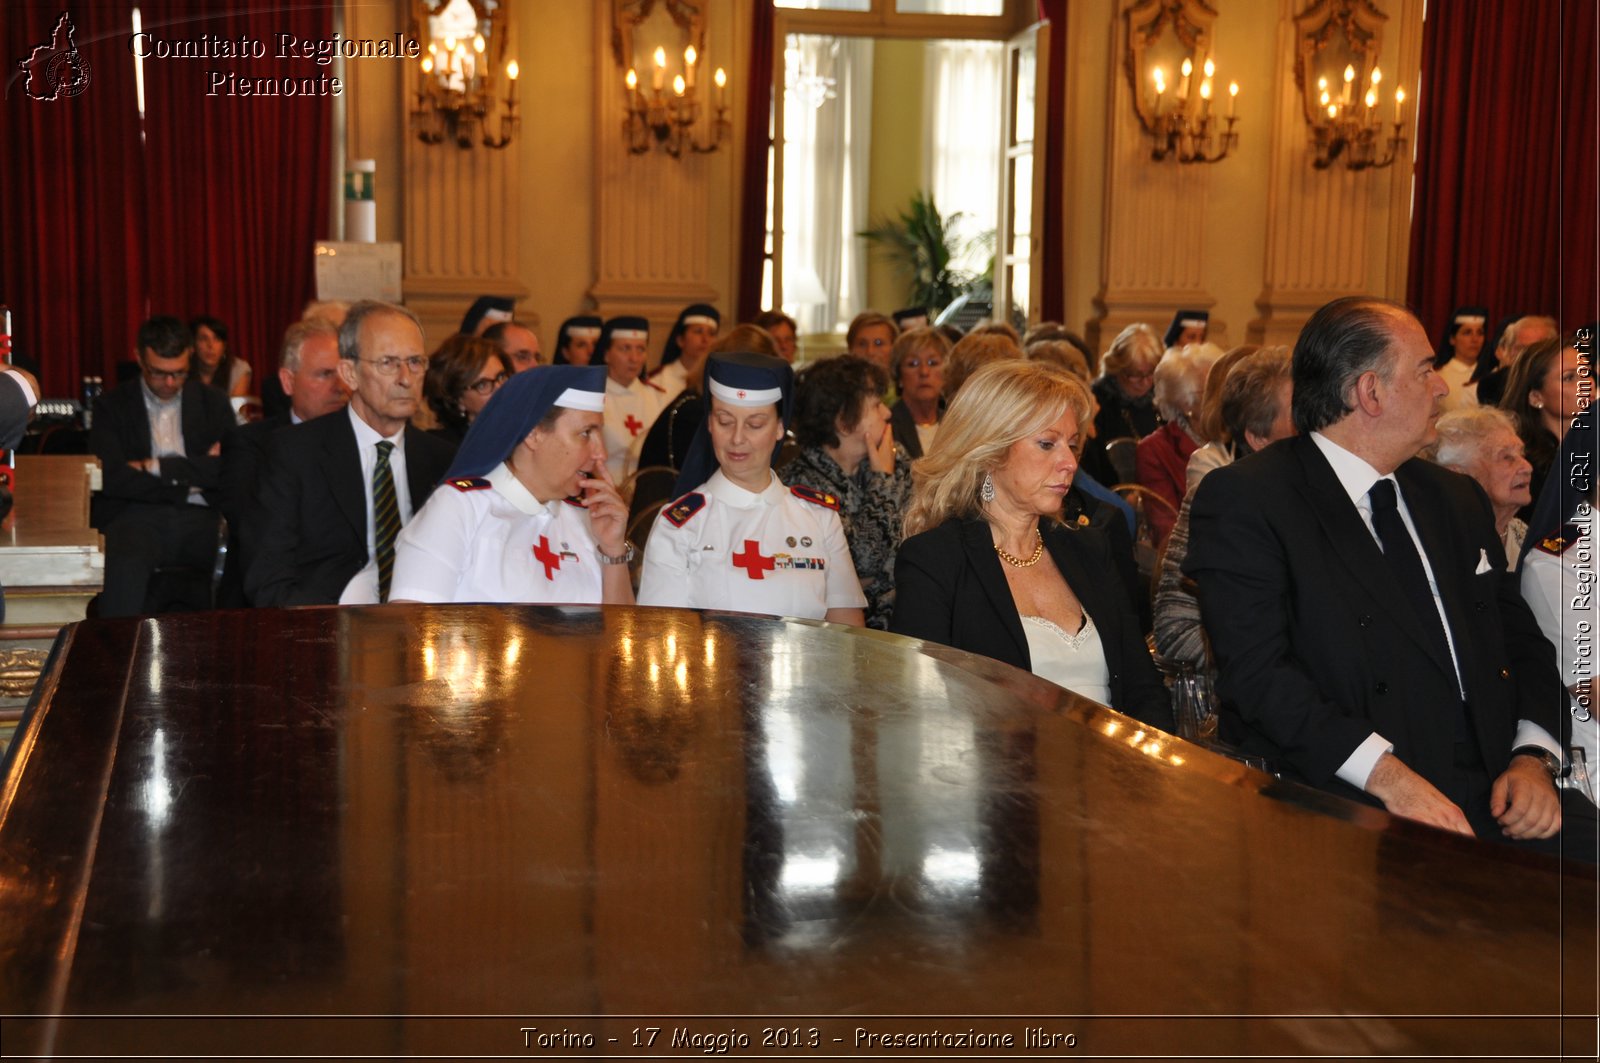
[892,360,1171,729]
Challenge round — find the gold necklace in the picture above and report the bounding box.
[995,528,1044,568]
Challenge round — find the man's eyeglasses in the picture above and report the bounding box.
[142,366,189,382]
[361,355,429,377]
[467,371,510,396]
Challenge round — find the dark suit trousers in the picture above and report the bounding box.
[100,502,221,617]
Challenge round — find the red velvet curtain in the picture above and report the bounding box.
[0,0,147,392]
[0,0,331,396]
[735,0,775,323]
[140,0,332,382]
[1406,0,1599,343]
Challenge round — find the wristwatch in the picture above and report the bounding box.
[596,540,636,566]
[1510,745,1565,779]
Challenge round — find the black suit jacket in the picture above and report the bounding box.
[218,413,291,605]
[89,379,237,529]
[0,372,34,451]
[1183,434,1565,805]
[889,399,940,459]
[892,515,1171,728]
[245,410,455,607]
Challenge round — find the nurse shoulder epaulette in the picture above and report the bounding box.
[447,476,491,492]
[664,491,706,527]
[789,484,839,511]
[1535,523,1581,556]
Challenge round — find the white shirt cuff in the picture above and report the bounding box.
[1336,732,1395,790]
[1513,720,1562,763]
[4,369,38,408]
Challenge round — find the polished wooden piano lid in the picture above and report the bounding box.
[0,606,1592,1057]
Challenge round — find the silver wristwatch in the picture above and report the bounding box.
[597,540,636,566]
[1510,745,1564,779]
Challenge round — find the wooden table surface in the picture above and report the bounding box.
[0,605,1593,1059]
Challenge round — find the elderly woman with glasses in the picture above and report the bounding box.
[888,325,952,459]
[424,334,509,448]
[1422,406,1535,569]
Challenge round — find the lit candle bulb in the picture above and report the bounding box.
[1228,80,1238,117]
[444,36,455,52]
[684,43,697,90]
[1365,89,1377,109]
[473,34,484,54]
[1320,90,1331,106]
[1394,86,1405,123]
[1370,66,1382,85]
[673,73,685,97]
[1328,103,1338,120]
[428,41,437,57]
[653,46,666,91]
[1179,56,1192,100]
[714,65,727,108]
[421,55,433,75]
[1203,57,1215,79]
[1317,76,1327,92]
[1200,78,1212,115]
[1342,62,1355,104]
[625,66,638,102]
[507,59,518,100]
[1153,66,1166,113]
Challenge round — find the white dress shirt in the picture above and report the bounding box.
[339,405,414,605]
[1310,432,1558,788]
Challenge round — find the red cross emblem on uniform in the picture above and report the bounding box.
[533,535,561,580]
[624,414,643,436]
[732,539,775,580]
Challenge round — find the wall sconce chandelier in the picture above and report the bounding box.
[612,0,731,158]
[408,0,519,149]
[1294,0,1407,170]
[1125,0,1240,164]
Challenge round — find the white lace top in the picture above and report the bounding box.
[1020,613,1112,705]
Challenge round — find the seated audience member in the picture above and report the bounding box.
[1025,339,1091,379]
[1136,343,1223,548]
[484,320,543,372]
[942,328,1022,400]
[1501,336,1592,521]
[596,315,667,482]
[892,306,930,333]
[1029,337,1119,490]
[888,325,952,458]
[1423,406,1534,569]
[1434,305,1489,413]
[891,360,1170,725]
[1186,296,1567,849]
[638,353,866,626]
[1519,409,1598,818]
[391,365,634,606]
[220,319,347,605]
[846,311,898,377]
[1476,313,1558,407]
[1152,347,1293,668]
[1092,323,1163,444]
[460,295,515,336]
[1185,345,1262,491]
[1163,309,1209,349]
[553,315,603,366]
[753,310,799,363]
[782,355,912,631]
[262,301,350,421]
[637,324,780,481]
[91,316,236,617]
[246,300,455,606]
[0,365,40,450]
[424,334,509,449]
[969,321,1024,347]
[650,303,721,402]
[190,315,252,398]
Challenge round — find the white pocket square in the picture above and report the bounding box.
[1474,549,1493,575]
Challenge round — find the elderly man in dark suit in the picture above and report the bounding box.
[246,301,453,607]
[1185,296,1567,848]
[218,317,348,605]
[90,316,237,617]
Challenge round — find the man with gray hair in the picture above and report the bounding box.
[1186,296,1572,854]
[219,318,349,604]
[247,300,454,606]
[1477,314,1560,407]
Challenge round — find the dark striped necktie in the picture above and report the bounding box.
[373,440,399,603]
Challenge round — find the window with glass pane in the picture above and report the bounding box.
[775,0,871,10]
[896,0,1004,13]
